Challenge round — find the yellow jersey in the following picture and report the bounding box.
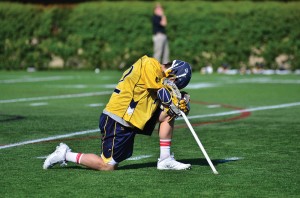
[104,55,165,130]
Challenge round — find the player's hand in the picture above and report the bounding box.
[179,92,191,115]
[166,92,190,119]
[167,103,181,120]
[178,99,190,115]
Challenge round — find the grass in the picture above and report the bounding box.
[0,70,300,197]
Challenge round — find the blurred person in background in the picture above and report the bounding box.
[43,55,192,171]
[152,3,170,64]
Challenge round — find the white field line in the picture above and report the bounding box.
[186,83,217,89]
[180,102,300,120]
[126,155,153,161]
[0,129,99,149]
[30,102,49,107]
[0,76,73,84]
[1,102,300,150]
[87,103,104,107]
[0,91,112,104]
[219,77,300,85]
[236,78,300,84]
[185,79,300,90]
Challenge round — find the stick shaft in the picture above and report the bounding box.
[180,111,219,174]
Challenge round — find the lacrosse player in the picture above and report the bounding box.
[43,55,192,171]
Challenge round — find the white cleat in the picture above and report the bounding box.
[43,143,70,170]
[157,154,191,170]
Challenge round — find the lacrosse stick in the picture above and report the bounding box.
[180,110,219,175]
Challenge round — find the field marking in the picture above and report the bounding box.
[186,83,217,89]
[236,78,300,84]
[0,129,99,149]
[127,155,153,161]
[36,156,48,159]
[0,83,213,104]
[1,102,300,150]
[0,76,73,84]
[207,104,221,108]
[30,102,48,106]
[218,77,300,85]
[0,91,111,104]
[185,78,300,90]
[87,103,104,107]
[181,102,300,120]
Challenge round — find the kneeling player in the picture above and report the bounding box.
[43,55,192,171]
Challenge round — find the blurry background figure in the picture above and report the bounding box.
[152,3,170,64]
[217,63,230,74]
[201,65,214,75]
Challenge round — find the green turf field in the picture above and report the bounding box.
[1,71,299,197]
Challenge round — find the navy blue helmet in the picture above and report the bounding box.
[165,60,192,89]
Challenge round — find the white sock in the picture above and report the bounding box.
[66,151,83,164]
[160,139,171,160]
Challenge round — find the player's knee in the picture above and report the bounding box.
[96,158,117,171]
[99,164,117,171]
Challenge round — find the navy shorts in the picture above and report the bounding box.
[99,108,161,163]
[99,113,136,163]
